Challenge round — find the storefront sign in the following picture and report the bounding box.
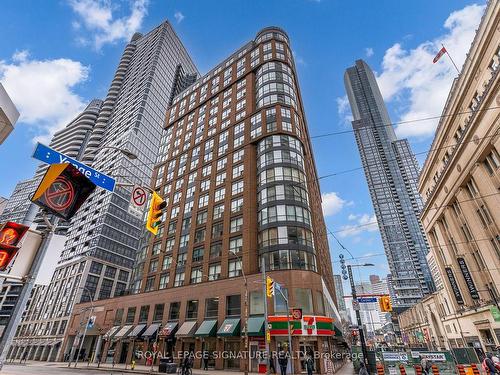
[457,257,479,300]
[421,353,446,362]
[445,267,464,305]
[268,315,334,336]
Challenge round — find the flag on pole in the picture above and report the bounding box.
[433,46,447,63]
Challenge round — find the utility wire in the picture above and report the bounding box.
[310,105,500,139]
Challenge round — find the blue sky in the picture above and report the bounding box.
[0,0,486,284]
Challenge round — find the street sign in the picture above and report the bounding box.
[128,185,147,219]
[358,297,377,303]
[291,308,302,320]
[382,352,408,362]
[32,142,115,191]
[352,300,360,311]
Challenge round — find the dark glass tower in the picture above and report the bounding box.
[344,60,434,310]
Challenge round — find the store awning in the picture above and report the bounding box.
[194,320,218,337]
[333,326,343,337]
[159,322,178,337]
[246,317,265,336]
[113,325,134,340]
[142,323,161,339]
[176,321,197,337]
[128,324,147,338]
[104,326,120,340]
[217,318,240,337]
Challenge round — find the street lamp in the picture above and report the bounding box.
[100,146,138,160]
[347,263,374,370]
[69,287,94,368]
[229,249,249,375]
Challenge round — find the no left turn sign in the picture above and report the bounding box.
[128,185,148,219]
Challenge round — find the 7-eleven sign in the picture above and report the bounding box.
[302,316,317,335]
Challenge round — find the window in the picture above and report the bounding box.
[250,291,264,315]
[139,305,150,323]
[169,302,181,320]
[213,204,225,220]
[179,234,189,248]
[233,149,244,163]
[209,263,221,280]
[229,237,243,253]
[192,247,204,262]
[214,188,225,201]
[89,261,102,275]
[174,272,185,287]
[217,158,227,171]
[205,297,219,318]
[149,259,158,273]
[226,295,241,316]
[163,255,172,270]
[125,307,136,324]
[228,259,242,277]
[230,217,243,233]
[159,273,169,289]
[179,301,198,323]
[190,268,202,284]
[274,288,288,313]
[144,276,155,292]
[232,180,244,195]
[115,308,124,325]
[294,288,313,314]
[199,194,209,207]
[177,253,187,266]
[153,304,164,322]
[168,221,177,235]
[231,198,243,213]
[212,222,224,238]
[210,243,222,258]
[315,292,325,315]
[232,164,244,178]
[197,211,208,225]
[194,228,206,243]
[216,172,227,185]
[104,266,116,279]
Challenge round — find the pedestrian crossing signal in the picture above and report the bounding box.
[146,192,166,235]
[0,221,29,271]
[31,163,96,220]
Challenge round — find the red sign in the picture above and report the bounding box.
[0,222,29,271]
[291,308,302,320]
[132,187,146,206]
[44,177,75,210]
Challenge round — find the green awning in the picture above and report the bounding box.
[194,320,218,337]
[246,317,265,336]
[217,318,240,337]
[333,326,343,337]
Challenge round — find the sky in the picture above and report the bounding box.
[0,0,487,286]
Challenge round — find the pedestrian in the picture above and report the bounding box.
[359,361,369,375]
[483,353,498,375]
[202,349,209,371]
[421,357,429,375]
[305,351,314,375]
[269,356,276,374]
[20,350,28,364]
[278,349,288,375]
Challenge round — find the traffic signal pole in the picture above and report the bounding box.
[0,212,58,369]
[347,265,370,369]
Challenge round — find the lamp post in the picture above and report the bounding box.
[229,249,249,375]
[347,263,374,370]
[100,146,138,160]
[72,287,94,368]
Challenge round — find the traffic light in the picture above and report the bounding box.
[266,276,275,297]
[0,221,29,271]
[379,295,393,312]
[146,191,166,235]
[31,163,96,220]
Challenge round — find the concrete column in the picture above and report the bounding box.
[27,346,35,360]
[40,346,48,361]
[93,335,103,363]
[33,346,42,360]
[47,345,55,362]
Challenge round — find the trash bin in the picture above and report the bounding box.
[166,363,177,373]
[159,358,169,373]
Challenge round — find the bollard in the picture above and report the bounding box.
[457,364,466,375]
[414,364,423,375]
[131,359,136,370]
[399,363,406,375]
[377,363,385,375]
[471,363,480,375]
[431,364,439,375]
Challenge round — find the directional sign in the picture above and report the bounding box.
[32,142,115,191]
[358,297,377,303]
[128,185,147,219]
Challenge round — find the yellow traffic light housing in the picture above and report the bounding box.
[379,295,393,312]
[266,276,275,298]
[146,192,166,235]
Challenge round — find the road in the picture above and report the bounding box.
[2,363,123,375]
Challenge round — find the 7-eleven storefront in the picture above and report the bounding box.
[268,315,338,374]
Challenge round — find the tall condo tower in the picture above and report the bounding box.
[344,60,434,310]
[10,21,198,361]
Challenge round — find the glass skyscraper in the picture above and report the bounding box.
[344,60,434,310]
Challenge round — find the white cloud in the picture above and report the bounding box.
[0,50,89,143]
[336,95,353,126]
[376,4,485,138]
[321,192,349,217]
[365,47,374,57]
[292,50,306,66]
[68,0,149,50]
[174,11,185,24]
[338,213,378,238]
